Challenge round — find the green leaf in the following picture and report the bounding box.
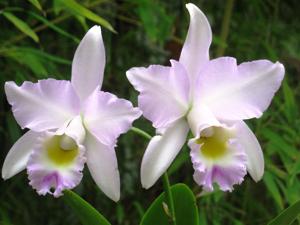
[263,171,284,210]
[135,0,173,44]
[2,12,39,42]
[28,11,80,43]
[282,80,298,122]
[140,183,199,225]
[1,47,71,78]
[57,0,116,33]
[27,0,43,11]
[63,190,111,225]
[267,200,300,225]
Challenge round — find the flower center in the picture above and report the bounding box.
[46,135,79,165]
[196,126,233,159]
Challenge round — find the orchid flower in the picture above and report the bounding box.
[2,26,141,201]
[127,3,284,191]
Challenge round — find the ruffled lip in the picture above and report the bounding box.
[27,132,86,197]
[189,134,247,192]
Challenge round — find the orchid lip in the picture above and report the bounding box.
[45,135,79,166]
[190,124,247,192]
[196,126,236,160]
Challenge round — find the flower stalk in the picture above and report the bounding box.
[131,126,176,224]
[162,172,176,225]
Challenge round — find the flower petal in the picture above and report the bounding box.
[189,136,247,192]
[187,104,220,137]
[71,26,106,101]
[85,132,120,202]
[83,90,141,146]
[235,121,264,182]
[179,3,212,85]
[127,60,189,129]
[141,118,189,189]
[27,132,86,197]
[56,115,86,145]
[2,130,40,179]
[196,57,285,121]
[5,79,80,132]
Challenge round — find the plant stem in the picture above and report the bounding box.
[130,127,176,224]
[216,0,235,57]
[162,172,176,225]
[130,127,151,140]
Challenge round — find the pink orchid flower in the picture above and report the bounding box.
[127,3,284,191]
[2,26,141,201]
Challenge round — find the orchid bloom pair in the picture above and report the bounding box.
[127,4,284,191]
[2,26,141,201]
[2,3,284,200]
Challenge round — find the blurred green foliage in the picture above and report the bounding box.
[0,0,299,224]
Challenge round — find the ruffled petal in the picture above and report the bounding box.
[127,60,190,129]
[71,26,106,101]
[85,132,120,202]
[179,3,212,86]
[235,121,264,182]
[5,79,80,132]
[195,57,284,121]
[2,130,40,179]
[82,90,141,146]
[27,132,86,197]
[141,118,189,189]
[189,125,247,192]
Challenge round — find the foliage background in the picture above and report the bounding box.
[0,0,299,224]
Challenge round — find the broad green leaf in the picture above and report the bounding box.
[140,183,199,225]
[27,0,42,11]
[267,200,300,225]
[57,0,115,32]
[3,12,39,42]
[63,190,111,225]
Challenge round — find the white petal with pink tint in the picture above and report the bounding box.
[196,57,284,121]
[127,60,190,129]
[235,121,264,182]
[85,132,120,202]
[141,118,189,189]
[187,104,220,137]
[2,130,40,179]
[71,26,106,101]
[179,3,212,86]
[5,79,80,132]
[83,90,141,146]
[56,116,86,145]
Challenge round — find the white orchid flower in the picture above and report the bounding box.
[2,26,141,201]
[126,3,284,191]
